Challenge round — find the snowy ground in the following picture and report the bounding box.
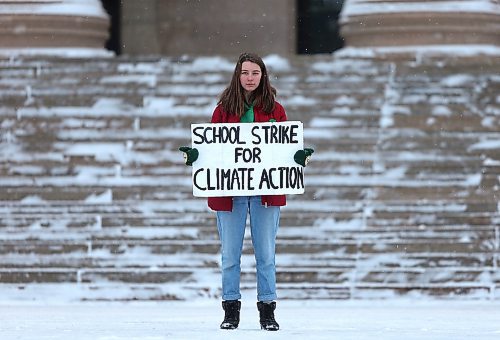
[1,299,499,340]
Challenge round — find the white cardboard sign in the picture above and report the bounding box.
[190,121,304,197]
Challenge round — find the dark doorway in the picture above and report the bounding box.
[297,0,344,54]
[101,0,121,55]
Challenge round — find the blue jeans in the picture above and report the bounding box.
[216,196,280,301]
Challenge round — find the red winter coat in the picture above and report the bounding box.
[207,102,287,211]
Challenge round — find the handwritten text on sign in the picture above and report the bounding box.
[191,121,304,197]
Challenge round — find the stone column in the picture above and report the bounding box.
[121,0,160,55]
[0,0,109,50]
[120,0,295,57]
[339,0,500,47]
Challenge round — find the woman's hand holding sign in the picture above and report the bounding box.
[179,146,199,166]
[294,148,314,167]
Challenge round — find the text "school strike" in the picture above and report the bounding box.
[192,124,300,145]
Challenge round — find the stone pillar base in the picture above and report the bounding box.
[0,0,109,52]
[0,14,108,48]
[340,0,500,48]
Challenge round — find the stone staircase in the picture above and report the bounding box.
[0,51,499,301]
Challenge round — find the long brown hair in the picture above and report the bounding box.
[218,52,276,118]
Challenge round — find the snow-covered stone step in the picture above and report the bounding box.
[0,281,345,300]
[8,128,497,155]
[0,168,484,189]
[297,188,491,204]
[3,252,220,269]
[0,214,216,229]
[390,115,500,132]
[0,239,220,256]
[285,211,496,228]
[344,283,496,300]
[0,200,494,229]
[1,263,496,284]
[4,266,495,286]
[4,182,488,207]
[1,256,494,286]
[0,164,124,178]
[3,109,374,127]
[3,249,494,271]
[0,185,197,201]
[307,170,483,183]
[0,214,280,229]
[377,200,497,214]
[3,95,378,116]
[0,59,165,77]
[2,223,493,240]
[5,125,382,146]
[352,252,497,268]
[368,212,497,227]
[379,132,498,147]
[4,198,492,218]
[0,230,492,258]
[0,271,496,301]
[0,267,215,284]
[394,64,500,82]
[4,281,498,301]
[357,268,499,285]
[0,174,191,188]
[371,185,495,200]
[305,173,484,188]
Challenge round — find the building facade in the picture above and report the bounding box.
[0,0,499,56]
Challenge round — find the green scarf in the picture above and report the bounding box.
[240,102,254,123]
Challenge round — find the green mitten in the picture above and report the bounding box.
[179,146,199,166]
[294,148,314,167]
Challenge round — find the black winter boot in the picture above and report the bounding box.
[257,301,279,331]
[220,300,241,329]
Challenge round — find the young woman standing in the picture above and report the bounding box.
[180,52,313,331]
[211,52,284,331]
